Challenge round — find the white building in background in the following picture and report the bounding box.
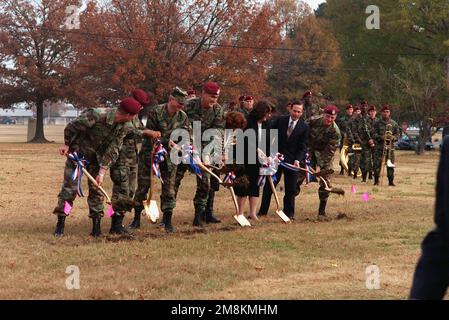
[0,108,80,125]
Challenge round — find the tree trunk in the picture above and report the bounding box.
[29,99,51,143]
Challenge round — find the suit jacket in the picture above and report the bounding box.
[270,115,309,165]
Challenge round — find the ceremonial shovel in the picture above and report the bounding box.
[143,150,160,223]
[65,153,114,216]
[267,176,291,223]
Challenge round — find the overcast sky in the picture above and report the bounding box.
[304,0,325,10]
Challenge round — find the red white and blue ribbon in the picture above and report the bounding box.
[181,144,203,179]
[223,171,236,184]
[152,140,167,183]
[258,154,280,186]
[305,153,313,185]
[68,152,89,197]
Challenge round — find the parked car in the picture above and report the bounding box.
[0,117,17,124]
[395,136,434,151]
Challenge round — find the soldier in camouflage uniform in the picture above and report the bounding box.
[53,98,144,237]
[347,105,362,179]
[358,101,376,182]
[373,105,400,186]
[367,106,378,180]
[336,104,353,175]
[131,88,190,232]
[237,95,254,118]
[174,82,225,227]
[302,90,322,123]
[109,89,153,235]
[297,105,341,221]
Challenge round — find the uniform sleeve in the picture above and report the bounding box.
[352,120,362,144]
[64,109,99,148]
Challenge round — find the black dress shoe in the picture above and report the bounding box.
[205,213,221,223]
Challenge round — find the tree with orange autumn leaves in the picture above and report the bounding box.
[0,0,341,142]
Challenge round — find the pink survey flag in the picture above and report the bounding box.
[362,192,370,202]
[107,205,114,217]
[63,201,72,215]
[351,184,356,194]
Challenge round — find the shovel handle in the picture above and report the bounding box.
[80,167,112,203]
[268,176,281,209]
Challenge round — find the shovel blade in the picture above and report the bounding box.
[276,210,291,223]
[233,214,251,227]
[144,200,159,223]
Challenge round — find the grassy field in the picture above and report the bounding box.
[0,125,444,299]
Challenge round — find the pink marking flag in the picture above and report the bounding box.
[106,205,114,217]
[63,201,72,215]
[351,184,356,194]
[362,192,370,202]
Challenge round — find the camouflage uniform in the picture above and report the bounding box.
[54,108,132,219]
[237,107,251,118]
[303,102,322,124]
[297,116,341,216]
[347,115,362,178]
[109,117,145,216]
[373,118,400,185]
[358,114,376,181]
[134,103,190,213]
[174,97,225,222]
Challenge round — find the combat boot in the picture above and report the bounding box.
[374,176,379,186]
[129,207,142,229]
[368,172,373,180]
[109,214,131,235]
[163,211,176,233]
[90,217,102,237]
[317,200,330,221]
[193,210,205,227]
[54,215,66,237]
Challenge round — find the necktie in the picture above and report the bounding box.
[287,120,294,138]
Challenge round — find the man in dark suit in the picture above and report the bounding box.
[409,135,449,299]
[258,101,309,219]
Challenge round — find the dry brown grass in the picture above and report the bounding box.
[0,125,445,299]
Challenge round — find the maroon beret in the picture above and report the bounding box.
[381,104,391,112]
[368,105,377,112]
[244,95,254,101]
[203,82,220,95]
[131,89,149,106]
[238,95,245,102]
[361,100,368,105]
[302,90,312,98]
[346,104,353,110]
[323,105,340,116]
[187,88,196,95]
[354,106,361,111]
[119,97,142,115]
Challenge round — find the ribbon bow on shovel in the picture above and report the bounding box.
[169,141,251,227]
[65,152,115,217]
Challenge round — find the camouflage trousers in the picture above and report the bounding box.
[174,163,210,214]
[297,158,333,202]
[110,163,137,216]
[359,145,374,174]
[351,148,362,175]
[53,158,104,218]
[373,148,395,179]
[134,146,152,207]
